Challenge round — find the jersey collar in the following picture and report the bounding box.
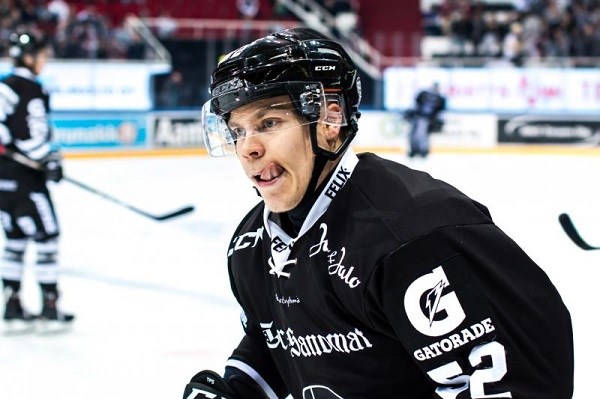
[263,148,359,247]
[13,67,37,81]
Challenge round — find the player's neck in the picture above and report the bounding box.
[277,168,335,237]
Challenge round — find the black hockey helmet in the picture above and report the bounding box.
[8,29,49,66]
[207,27,361,160]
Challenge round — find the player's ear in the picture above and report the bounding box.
[322,102,342,139]
[324,122,341,139]
[22,53,34,68]
[315,102,344,152]
[318,126,342,154]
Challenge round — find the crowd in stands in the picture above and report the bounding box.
[0,0,302,60]
[0,0,363,55]
[314,0,361,36]
[424,0,600,64]
[0,0,154,60]
[4,0,600,65]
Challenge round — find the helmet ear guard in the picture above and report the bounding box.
[298,89,323,122]
[308,91,355,160]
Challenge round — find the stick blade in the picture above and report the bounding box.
[558,213,599,250]
[152,205,195,221]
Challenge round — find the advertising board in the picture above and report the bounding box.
[52,113,148,149]
[0,60,169,111]
[149,112,204,148]
[384,67,600,114]
[498,115,600,145]
[353,111,497,150]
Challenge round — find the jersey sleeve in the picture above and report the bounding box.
[0,82,20,146]
[0,79,52,161]
[226,280,289,399]
[226,316,289,399]
[225,212,290,399]
[366,223,573,399]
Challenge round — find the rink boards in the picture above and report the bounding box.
[52,110,600,158]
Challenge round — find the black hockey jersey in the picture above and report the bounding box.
[0,67,53,164]
[225,150,574,399]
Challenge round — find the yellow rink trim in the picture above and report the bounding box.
[64,147,209,159]
[62,145,600,160]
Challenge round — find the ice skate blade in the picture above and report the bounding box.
[36,319,74,335]
[3,319,37,335]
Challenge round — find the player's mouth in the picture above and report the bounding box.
[253,163,285,187]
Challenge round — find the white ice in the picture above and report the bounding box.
[0,150,597,398]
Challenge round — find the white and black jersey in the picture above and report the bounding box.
[0,67,59,242]
[224,150,574,399]
[0,67,52,162]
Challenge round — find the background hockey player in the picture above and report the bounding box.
[183,28,574,398]
[0,28,74,332]
[406,81,446,158]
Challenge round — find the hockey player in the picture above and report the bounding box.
[0,29,74,332]
[407,82,446,158]
[184,28,574,398]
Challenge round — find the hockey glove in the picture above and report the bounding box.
[183,370,237,399]
[183,369,270,399]
[41,151,63,182]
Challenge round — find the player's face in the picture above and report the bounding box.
[231,95,341,212]
[32,48,49,75]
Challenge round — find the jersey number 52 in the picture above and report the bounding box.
[427,341,512,399]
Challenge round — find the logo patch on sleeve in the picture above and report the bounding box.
[397,256,499,363]
[404,265,466,337]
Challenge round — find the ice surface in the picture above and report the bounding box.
[0,150,597,398]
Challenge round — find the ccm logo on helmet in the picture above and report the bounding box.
[315,65,336,71]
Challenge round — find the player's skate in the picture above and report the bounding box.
[3,287,37,334]
[37,291,74,333]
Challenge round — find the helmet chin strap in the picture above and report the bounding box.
[256,124,345,236]
[290,150,328,214]
[284,124,337,232]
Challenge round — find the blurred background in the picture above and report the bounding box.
[0,0,598,154]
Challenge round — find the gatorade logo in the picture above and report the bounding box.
[404,266,466,337]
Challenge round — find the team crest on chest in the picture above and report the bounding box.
[268,256,297,278]
[310,223,361,289]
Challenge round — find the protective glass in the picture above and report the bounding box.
[201,82,347,157]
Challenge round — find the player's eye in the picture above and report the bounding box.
[258,118,281,132]
[229,126,246,140]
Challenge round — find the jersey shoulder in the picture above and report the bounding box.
[351,153,492,243]
[1,74,45,102]
[230,201,265,241]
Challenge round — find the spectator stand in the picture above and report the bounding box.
[419,0,600,67]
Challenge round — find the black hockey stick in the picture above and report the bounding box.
[558,213,600,250]
[0,147,194,222]
[62,176,195,221]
